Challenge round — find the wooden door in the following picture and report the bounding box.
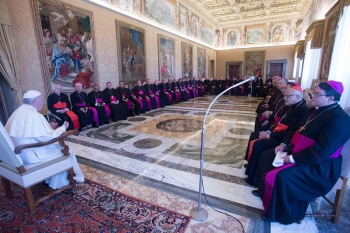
[269,63,283,77]
[228,65,240,79]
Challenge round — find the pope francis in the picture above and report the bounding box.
[5,90,84,189]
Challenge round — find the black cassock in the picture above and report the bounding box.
[70,91,94,128]
[152,84,166,107]
[255,104,350,224]
[117,87,139,115]
[159,82,172,105]
[245,100,309,185]
[47,92,74,130]
[144,84,157,109]
[133,85,150,111]
[88,91,109,125]
[103,88,128,121]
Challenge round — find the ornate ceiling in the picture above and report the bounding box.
[184,0,312,28]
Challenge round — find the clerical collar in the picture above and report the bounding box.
[291,99,304,108]
[317,103,338,111]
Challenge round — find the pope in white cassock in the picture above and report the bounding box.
[5,90,84,189]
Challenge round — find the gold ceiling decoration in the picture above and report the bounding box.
[185,0,310,27]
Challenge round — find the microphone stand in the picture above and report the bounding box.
[190,76,255,221]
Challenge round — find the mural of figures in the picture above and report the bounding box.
[145,0,175,29]
[201,23,214,46]
[272,25,287,43]
[197,48,206,78]
[110,0,142,15]
[246,25,265,45]
[181,42,193,78]
[178,4,190,35]
[226,30,239,46]
[191,16,198,38]
[158,35,175,80]
[32,0,96,94]
[116,20,146,84]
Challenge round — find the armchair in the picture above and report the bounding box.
[0,123,77,214]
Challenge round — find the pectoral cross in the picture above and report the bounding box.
[298,125,306,132]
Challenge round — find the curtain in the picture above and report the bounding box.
[328,6,350,108]
[293,52,298,78]
[301,40,322,89]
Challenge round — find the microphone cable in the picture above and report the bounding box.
[201,179,245,233]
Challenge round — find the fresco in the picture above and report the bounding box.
[144,0,175,29]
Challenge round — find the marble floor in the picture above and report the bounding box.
[67,96,350,233]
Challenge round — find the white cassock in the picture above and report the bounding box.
[5,104,84,189]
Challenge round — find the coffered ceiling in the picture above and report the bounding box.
[184,0,311,28]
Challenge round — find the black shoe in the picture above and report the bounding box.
[78,128,83,132]
[92,124,99,128]
[104,121,110,124]
[261,214,273,222]
[252,190,259,197]
[244,164,248,168]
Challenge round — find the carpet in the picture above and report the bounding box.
[0,179,191,233]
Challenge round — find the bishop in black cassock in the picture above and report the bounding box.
[70,82,96,130]
[103,82,128,121]
[253,81,350,224]
[88,84,109,126]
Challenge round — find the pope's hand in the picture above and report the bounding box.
[49,121,58,129]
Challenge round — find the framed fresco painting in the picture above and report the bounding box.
[197,47,206,78]
[181,42,193,78]
[145,0,176,29]
[158,35,175,80]
[116,20,146,84]
[31,0,97,95]
[246,24,266,45]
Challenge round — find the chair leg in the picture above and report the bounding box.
[1,177,13,199]
[331,178,348,224]
[25,188,35,214]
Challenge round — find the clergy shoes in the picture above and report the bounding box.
[92,123,99,128]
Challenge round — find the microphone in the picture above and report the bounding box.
[47,110,62,122]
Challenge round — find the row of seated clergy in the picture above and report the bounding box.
[254,79,291,131]
[244,80,350,225]
[5,90,85,190]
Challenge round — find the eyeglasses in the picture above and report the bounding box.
[312,92,328,97]
[284,94,296,98]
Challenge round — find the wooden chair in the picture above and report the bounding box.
[0,123,77,214]
[322,108,350,223]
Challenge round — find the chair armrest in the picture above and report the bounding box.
[14,130,79,156]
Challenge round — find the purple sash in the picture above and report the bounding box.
[175,91,181,102]
[137,90,144,95]
[110,96,117,102]
[263,131,343,213]
[153,94,160,108]
[136,98,143,109]
[127,100,133,110]
[96,98,103,104]
[185,89,190,98]
[149,90,153,95]
[145,97,152,110]
[88,107,99,125]
[77,103,86,107]
[167,93,172,102]
[103,105,111,117]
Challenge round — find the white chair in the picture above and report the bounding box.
[0,123,77,214]
[322,107,350,223]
